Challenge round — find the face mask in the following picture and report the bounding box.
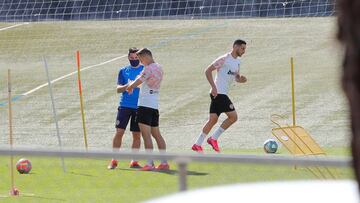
[129,59,140,67]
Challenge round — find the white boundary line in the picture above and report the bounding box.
[22,54,127,96]
[3,20,221,99]
[0,22,29,31]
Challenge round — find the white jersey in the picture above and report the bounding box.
[211,53,240,95]
[138,63,163,110]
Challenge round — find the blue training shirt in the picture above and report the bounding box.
[117,65,144,109]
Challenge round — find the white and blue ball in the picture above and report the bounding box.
[263,139,278,153]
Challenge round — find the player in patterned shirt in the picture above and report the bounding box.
[127,48,170,171]
[192,39,248,153]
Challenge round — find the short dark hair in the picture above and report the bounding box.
[128,47,139,56]
[233,39,246,46]
[136,48,152,57]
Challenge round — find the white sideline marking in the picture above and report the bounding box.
[22,54,127,96]
[0,22,29,31]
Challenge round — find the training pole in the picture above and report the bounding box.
[290,57,298,170]
[43,57,67,172]
[7,69,18,196]
[76,51,88,149]
[290,57,296,127]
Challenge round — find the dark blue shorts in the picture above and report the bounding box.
[115,107,140,132]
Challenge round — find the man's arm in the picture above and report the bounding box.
[205,65,218,97]
[116,69,128,93]
[235,73,247,83]
[117,84,128,93]
[126,77,143,94]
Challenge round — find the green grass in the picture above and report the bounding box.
[0,148,354,202]
[0,17,349,150]
[0,17,352,202]
[223,147,351,156]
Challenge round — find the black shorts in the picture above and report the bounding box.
[115,107,140,132]
[136,106,159,127]
[209,94,235,116]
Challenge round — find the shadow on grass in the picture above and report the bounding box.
[156,169,208,176]
[69,171,95,177]
[22,195,66,202]
[118,168,208,176]
[0,193,65,202]
[17,172,36,175]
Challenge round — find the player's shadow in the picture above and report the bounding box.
[156,169,208,176]
[22,195,66,202]
[21,172,36,175]
[69,171,95,177]
[119,168,208,176]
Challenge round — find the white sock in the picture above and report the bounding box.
[211,127,225,140]
[131,148,139,162]
[112,148,118,161]
[195,132,207,146]
[145,149,154,166]
[147,160,154,166]
[159,150,168,164]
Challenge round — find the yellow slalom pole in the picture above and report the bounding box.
[76,51,88,149]
[8,69,18,196]
[291,57,296,127]
[290,58,297,170]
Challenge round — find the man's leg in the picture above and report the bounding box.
[108,128,125,169]
[151,127,166,161]
[151,127,166,150]
[130,109,142,150]
[208,94,238,152]
[212,110,238,140]
[139,123,154,168]
[194,113,218,146]
[129,109,142,167]
[151,126,169,169]
[129,131,141,168]
[131,131,141,149]
[207,111,237,152]
[203,113,219,135]
[113,128,125,149]
[108,107,131,169]
[193,94,219,151]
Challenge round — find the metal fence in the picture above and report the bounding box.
[0,147,351,191]
[0,0,336,22]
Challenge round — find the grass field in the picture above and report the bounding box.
[0,148,353,202]
[0,17,349,150]
[0,17,352,202]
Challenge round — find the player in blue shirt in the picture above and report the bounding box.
[108,48,144,169]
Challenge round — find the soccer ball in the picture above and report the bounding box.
[263,139,278,153]
[16,158,32,174]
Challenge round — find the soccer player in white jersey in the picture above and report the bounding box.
[127,48,170,171]
[192,39,247,153]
